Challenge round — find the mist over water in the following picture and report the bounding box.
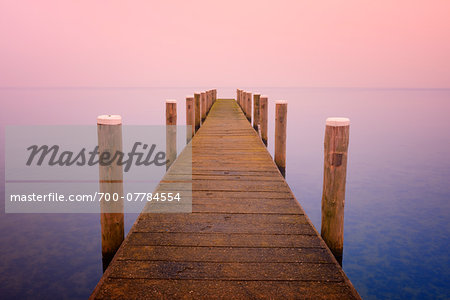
[1,87,449,299]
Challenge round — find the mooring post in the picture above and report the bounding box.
[97,114,125,271]
[237,89,241,108]
[320,117,350,265]
[207,90,212,113]
[274,101,287,177]
[253,93,261,131]
[236,89,240,106]
[242,91,247,116]
[194,92,201,132]
[205,91,209,114]
[260,96,268,146]
[246,92,252,123]
[186,96,194,143]
[210,90,214,106]
[166,100,177,170]
[201,92,207,123]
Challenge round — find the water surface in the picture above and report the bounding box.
[0,87,449,299]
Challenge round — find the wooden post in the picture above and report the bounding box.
[242,91,246,115]
[194,93,201,132]
[253,93,261,131]
[201,92,207,122]
[260,96,268,146]
[246,92,252,123]
[274,101,287,177]
[205,91,208,115]
[166,100,177,170]
[186,96,194,143]
[97,114,124,271]
[240,90,244,110]
[237,89,240,108]
[213,89,217,103]
[207,91,212,113]
[320,117,350,265]
[210,90,213,106]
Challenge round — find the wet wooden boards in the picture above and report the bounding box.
[90,99,360,299]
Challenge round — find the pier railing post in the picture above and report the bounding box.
[237,89,240,106]
[194,93,201,132]
[253,93,261,131]
[246,92,252,123]
[260,96,268,146]
[97,114,125,271]
[241,91,246,115]
[239,90,242,109]
[274,101,287,177]
[201,92,207,123]
[206,91,212,113]
[208,90,212,113]
[320,117,350,265]
[166,100,177,170]
[186,96,194,143]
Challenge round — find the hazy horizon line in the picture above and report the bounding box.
[1,86,450,91]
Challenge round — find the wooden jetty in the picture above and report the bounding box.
[91,98,360,299]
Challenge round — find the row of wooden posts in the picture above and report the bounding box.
[236,90,350,263]
[236,89,287,177]
[167,89,350,263]
[165,89,217,171]
[166,89,288,177]
[97,88,350,269]
[185,89,217,142]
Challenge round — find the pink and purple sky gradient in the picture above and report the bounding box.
[1,0,449,88]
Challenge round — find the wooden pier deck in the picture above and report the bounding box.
[91,99,360,299]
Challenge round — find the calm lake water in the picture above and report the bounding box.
[1,87,449,299]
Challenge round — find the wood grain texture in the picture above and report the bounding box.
[260,96,268,146]
[253,93,260,131]
[97,122,124,270]
[275,101,287,177]
[194,93,201,132]
[166,100,177,170]
[236,89,241,108]
[246,92,252,123]
[185,97,194,143]
[91,99,360,299]
[321,122,350,264]
[201,92,207,122]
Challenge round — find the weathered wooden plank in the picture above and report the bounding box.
[164,174,285,181]
[94,279,359,300]
[191,191,294,199]
[118,246,333,263]
[108,261,344,281]
[191,202,302,214]
[126,232,324,248]
[136,213,308,224]
[133,221,316,235]
[159,181,292,192]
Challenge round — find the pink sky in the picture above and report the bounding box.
[1,0,449,88]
